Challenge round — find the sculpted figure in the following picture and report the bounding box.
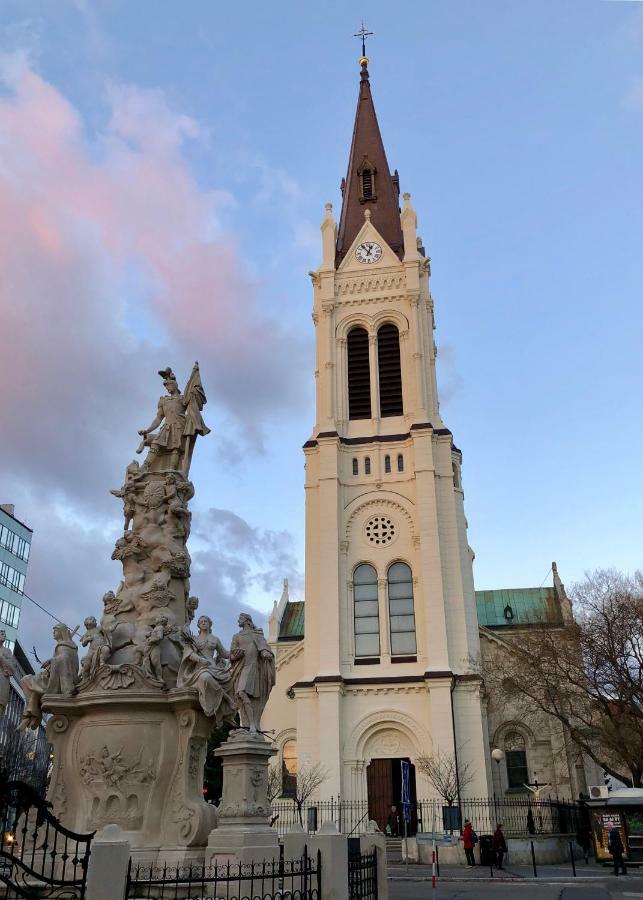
[195,615,230,666]
[19,624,79,730]
[177,631,236,724]
[142,613,168,683]
[136,364,210,476]
[110,461,143,530]
[230,613,276,734]
[186,596,199,623]
[0,630,17,717]
[80,616,111,679]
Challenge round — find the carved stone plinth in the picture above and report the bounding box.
[44,687,216,859]
[206,730,278,866]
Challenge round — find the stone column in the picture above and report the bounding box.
[206,730,279,867]
[85,824,130,900]
[360,829,389,900]
[309,822,348,900]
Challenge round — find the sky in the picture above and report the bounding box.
[0,0,642,661]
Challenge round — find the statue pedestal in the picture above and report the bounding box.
[206,730,279,867]
[44,683,216,862]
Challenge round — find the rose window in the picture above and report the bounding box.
[365,516,396,545]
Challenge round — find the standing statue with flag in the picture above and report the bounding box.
[137,362,210,476]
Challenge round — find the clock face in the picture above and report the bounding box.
[355,241,383,264]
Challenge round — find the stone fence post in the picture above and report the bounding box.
[309,821,348,900]
[360,825,388,900]
[85,824,131,900]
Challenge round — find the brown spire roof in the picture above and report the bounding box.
[335,60,403,265]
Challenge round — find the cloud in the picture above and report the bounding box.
[0,56,306,650]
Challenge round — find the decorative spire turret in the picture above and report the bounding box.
[335,52,404,265]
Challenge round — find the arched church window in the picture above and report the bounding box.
[365,456,371,475]
[281,739,297,798]
[387,562,417,656]
[397,454,404,472]
[384,455,391,474]
[377,323,403,417]
[347,327,371,420]
[352,458,359,476]
[452,462,461,489]
[504,731,529,790]
[353,564,380,658]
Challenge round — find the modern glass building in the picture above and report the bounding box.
[0,503,32,646]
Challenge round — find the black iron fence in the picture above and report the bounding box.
[271,796,582,838]
[348,850,377,900]
[0,776,94,899]
[126,846,321,900]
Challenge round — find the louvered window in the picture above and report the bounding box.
[361,169,373,199]
[387,562,417,656]
[365,456,371,475]
[377,324,403,416]
[352,458,358,476]
[347,327,372,420]
[354,564,380,658]
[384,455,391,474]
[397,454,404,472]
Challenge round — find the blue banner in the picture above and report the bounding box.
[401,760,411,823]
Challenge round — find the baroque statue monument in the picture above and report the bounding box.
[35,363,277,864]
[0,630,17,718]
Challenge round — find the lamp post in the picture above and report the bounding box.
[491,748,505,829]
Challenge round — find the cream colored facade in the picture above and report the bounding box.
[263,186,492,801]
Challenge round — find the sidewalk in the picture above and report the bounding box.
[387,861,629,882]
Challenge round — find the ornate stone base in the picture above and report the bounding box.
[44,687,216,856]
[206,730,279,866]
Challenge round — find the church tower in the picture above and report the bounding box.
[265,56,491,812]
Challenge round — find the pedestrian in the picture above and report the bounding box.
[576,820,592,863]
[462,818,477,867]
[492,823,507,869]
[607,826,627,876]
[387,805,399,837]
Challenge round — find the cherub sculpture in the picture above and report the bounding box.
[80,616,111,679]
[142,612,169,683]
[110,460,143,530]
[136,364,210,476]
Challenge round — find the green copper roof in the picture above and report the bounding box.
[279,600,305,640]
[475,587,562,628]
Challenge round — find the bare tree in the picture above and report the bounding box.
[485,569,643,787]
[292,763,328,826]
[267,763,281,805]
[416,750,475,806]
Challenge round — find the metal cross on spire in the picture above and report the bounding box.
[354,22,374,58]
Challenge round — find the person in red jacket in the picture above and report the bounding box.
[462,818,476,867]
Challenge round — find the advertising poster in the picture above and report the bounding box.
[591,809,629,861]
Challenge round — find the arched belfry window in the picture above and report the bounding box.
[347,327,372,420]
[358,155,377,203]
[387,562,416,656]
[377,324,403,417]
[353,564,380,658]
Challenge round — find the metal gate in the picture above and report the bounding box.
[0,777,93,899]
[126,845,321,899]
[348,849,377,900]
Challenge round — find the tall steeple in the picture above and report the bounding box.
[335,58,404,264]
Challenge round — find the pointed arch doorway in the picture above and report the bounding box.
[366,757,418,835]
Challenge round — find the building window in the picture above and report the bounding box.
[384,455,391,474]
[352,458,358,476]
[281,739,297,798]
[377,323,403,417]
[0,599,19,629]
[365,456,371,475]
[347,327,372,420]
[452,462,461,489]
[358,156,377,202]
[387,562,417,656]
[397,454,404,472]
[504,731,529,789]
[353,564,380,658]
[0,562,25,596]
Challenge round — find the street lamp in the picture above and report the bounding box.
[491,749,505,825]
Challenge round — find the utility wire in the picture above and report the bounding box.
[539,567,553,588]
[17,588,66,626]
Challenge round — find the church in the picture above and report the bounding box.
[262,55,599,826]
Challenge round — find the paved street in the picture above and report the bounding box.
[388,862,643,899]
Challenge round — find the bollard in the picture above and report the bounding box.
[530,840,537,878]
[569,840,576,877]
[435,842,440,876]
